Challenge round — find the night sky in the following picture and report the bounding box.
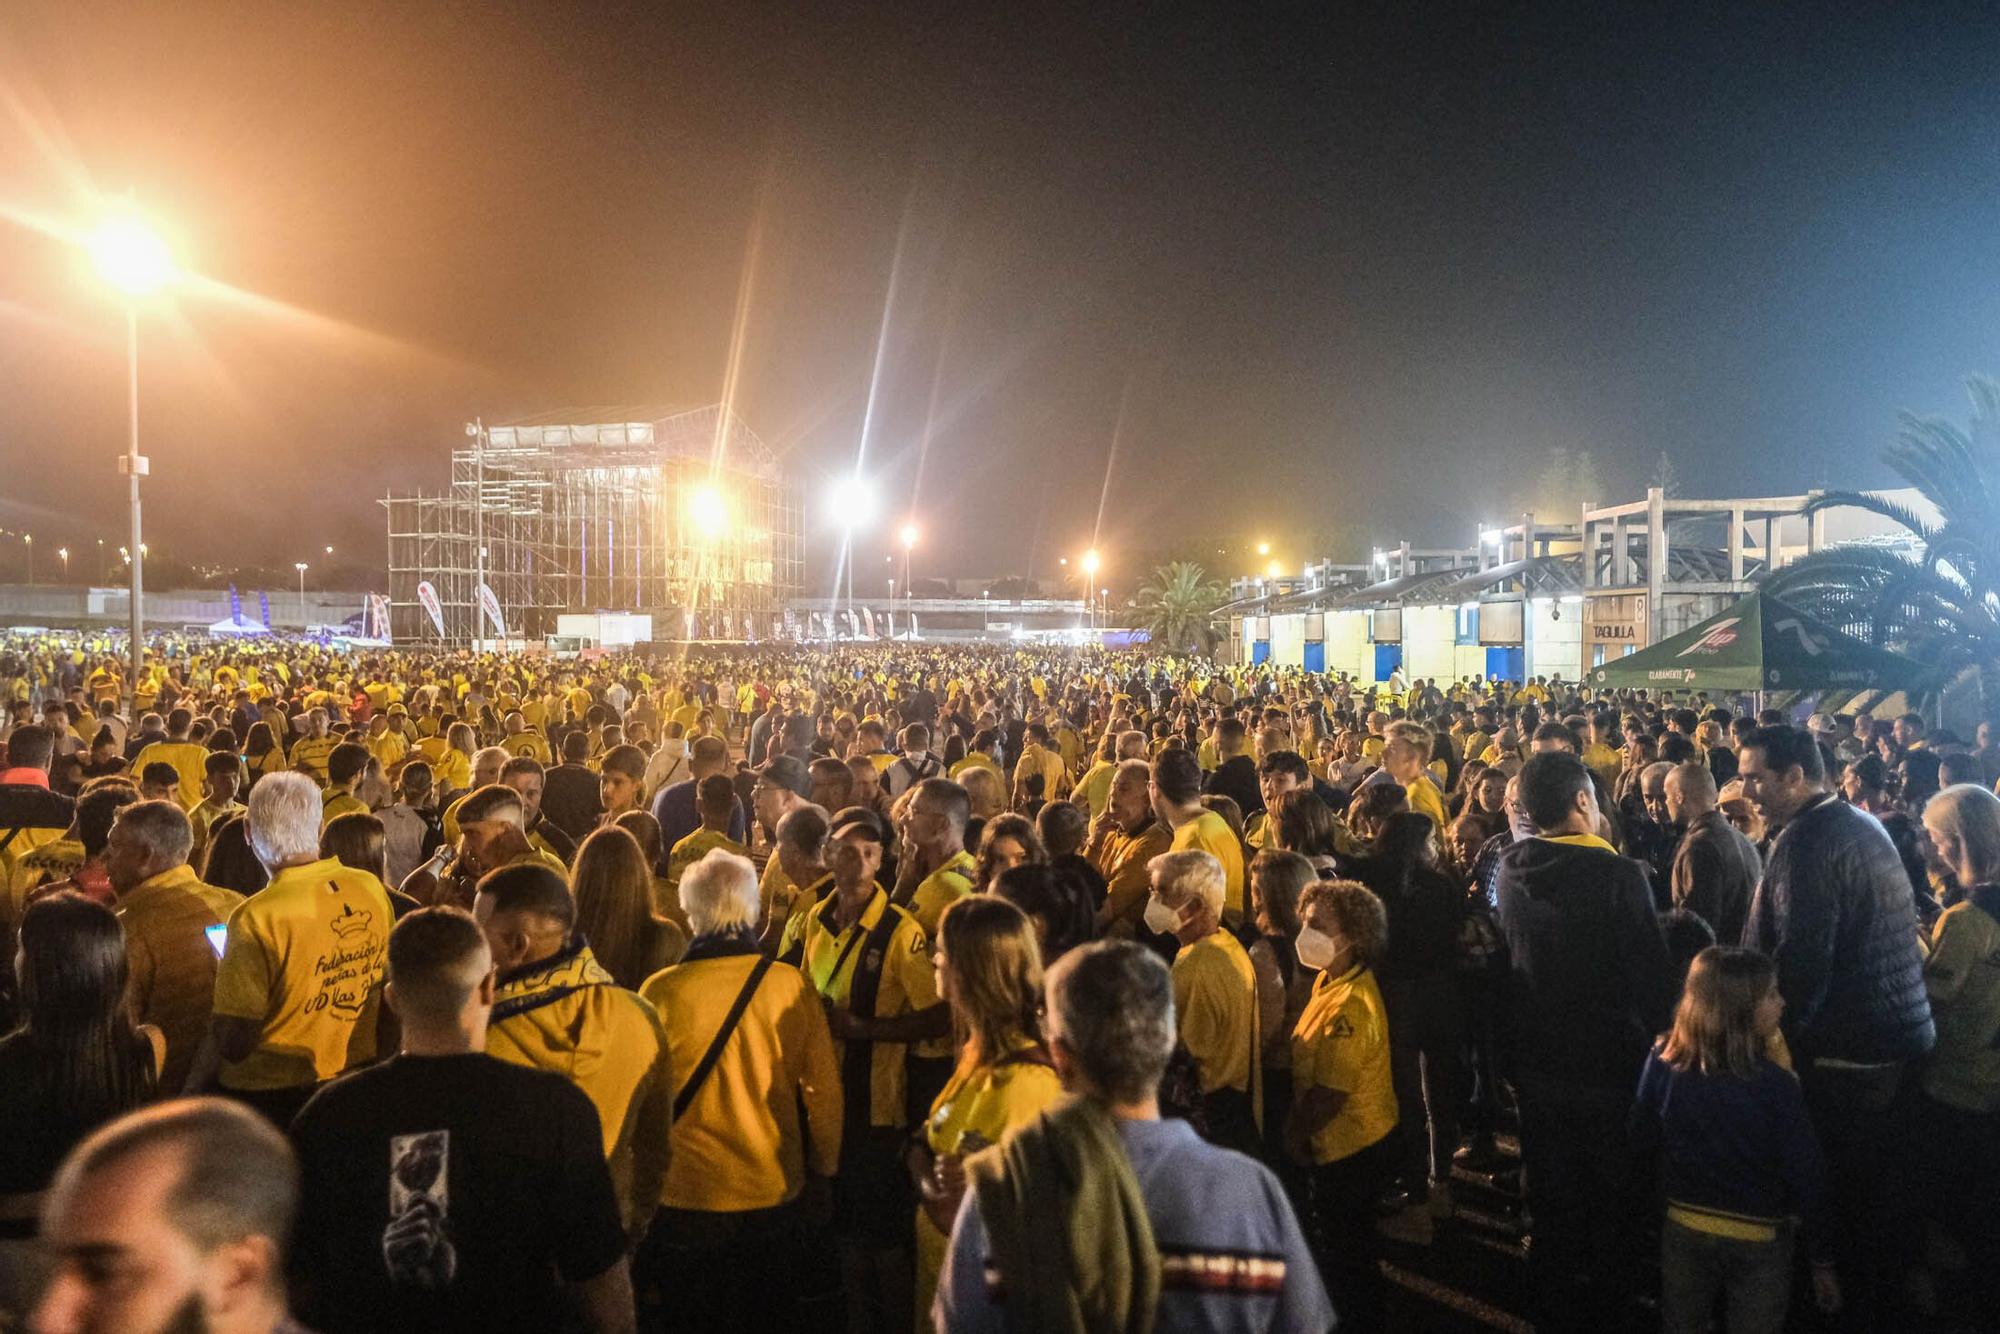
[1,2,1996,588]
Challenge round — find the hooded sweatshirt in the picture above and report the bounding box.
[1493,834,1676,1091]
[487,935,672,1233]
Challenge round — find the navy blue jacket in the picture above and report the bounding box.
[1742,794,1934,1065]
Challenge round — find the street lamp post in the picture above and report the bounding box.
[89,215,174,712]
[899,523,918,600]
[1080,549,1102,630]
[295,562,309,629]
[57,547,68,581]
[22,534,31,585]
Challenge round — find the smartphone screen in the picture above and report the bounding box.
[205,922,228,959]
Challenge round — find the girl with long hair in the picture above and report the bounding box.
[571,825,686,989]
[0,894,161,1240]
[972,813,1045,893]
[906,895,1062,1324]
[1631,946,1833,1331]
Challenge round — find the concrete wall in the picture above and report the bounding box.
[0,584,366,632]
[1525,596,1584,681]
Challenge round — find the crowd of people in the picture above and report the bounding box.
[0,633,1991,1333]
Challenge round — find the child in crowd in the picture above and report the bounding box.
[1630,946,1836,1333]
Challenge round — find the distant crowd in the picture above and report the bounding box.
[0,636,1990,1332]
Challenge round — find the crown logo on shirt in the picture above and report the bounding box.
[331,903,374,940]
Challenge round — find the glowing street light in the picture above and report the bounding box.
[1256,541,1270,557]
[828,475,877,528]
[1265,559,1281,579]
[57,546,68,580]
[88,217,176,297]
[295,562,309,626]
[21,533,31,585]
[1081,549,1101,578]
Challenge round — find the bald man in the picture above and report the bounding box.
[1665,761,1762,944]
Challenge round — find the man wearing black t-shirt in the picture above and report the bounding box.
[289,907,634,1334]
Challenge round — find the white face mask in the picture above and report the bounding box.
[1143,894,1183,936]
[1295,925,1340,973]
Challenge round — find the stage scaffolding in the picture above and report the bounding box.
[382,405,803,646]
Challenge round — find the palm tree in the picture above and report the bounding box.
[1135,561,1226,652]
[1764,373,2000,700]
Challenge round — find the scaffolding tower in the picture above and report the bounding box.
[383,405,802,646]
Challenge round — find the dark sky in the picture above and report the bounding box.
[1,1,1997,588]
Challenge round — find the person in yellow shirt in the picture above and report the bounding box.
[500,711,553,764]
[1381,723,1448,831]
[1151,749,1247,922]
[798,806,946,1329]
[475,861,672,1238]
[947,730,1002,782]
[638,850,843,1327]
[1085,759,1174,937]
[288,709,339,786]
[896,778,976,936]
[188,751,247,868]
[907,895,1063,1322]
[1286,877,1399,1324]
[1147,847,1261,1155]
[665,775,749,891]
[1010,722,1069,807]
[198,772,393,1127]
[320,742,373,829]
[130,707,209,809]
[1072,729,1142,820]
[361,713,408,771]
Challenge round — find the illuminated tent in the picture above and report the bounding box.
[1589,590,1927,693]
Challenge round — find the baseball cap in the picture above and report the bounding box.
[1807,712,1839,736]
[828,805,890,845]
[755,754,811,798]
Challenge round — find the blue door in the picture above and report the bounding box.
[1251,639,1271,666]
[1303,641,1325,674]
[1486,646,1523,683]
[1373,644,1402,681]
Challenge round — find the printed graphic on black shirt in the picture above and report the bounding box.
[384,1131,456,1289]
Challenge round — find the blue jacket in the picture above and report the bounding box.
[1630,1047,1828,1258]
[1743,795,1934,1065]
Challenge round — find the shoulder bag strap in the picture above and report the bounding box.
[673,955,774,1120]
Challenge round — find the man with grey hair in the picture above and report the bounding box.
[105,799,247,1093]
[638,850,842,1329]
[1147,848,1260,1153]
[936,940,1330,1332]
[36,1097,303,1334]
[190,771,394,1126]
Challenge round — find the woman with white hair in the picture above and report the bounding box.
[636,849,843,1331]
[1910,784,2000,1303]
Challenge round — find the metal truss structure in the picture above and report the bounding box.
[383,405,802,645]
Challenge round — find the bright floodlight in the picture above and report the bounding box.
[88,216,175,297]
[829,475,876,528]
[899,522,919,550]
[688,482,729,537]
[1256,541,1271,556]
[1081,549,1101,577]
[1265,560,1281,578]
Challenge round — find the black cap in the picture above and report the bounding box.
[828,804,890,845]
[755,754,812,798]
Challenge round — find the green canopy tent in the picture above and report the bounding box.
[1588,590,1930,694]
